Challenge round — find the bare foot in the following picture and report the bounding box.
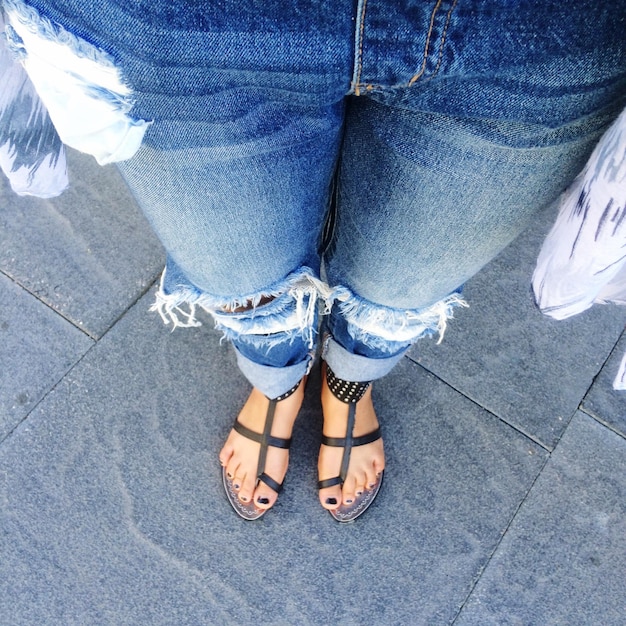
[318,366,385,513]
[219,381,305,513]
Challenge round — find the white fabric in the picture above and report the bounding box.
[5,5,150,165]
[533,107,626,390]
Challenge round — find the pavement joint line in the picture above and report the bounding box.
[0,276,160,448]
[450,447,553,625]
[1,262,163,342]
[404,354,554,452]
[1,266,95,340]
[578,405,626,442]
[0,338,97,447]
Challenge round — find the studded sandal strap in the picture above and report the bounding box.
[326,366,370,404]
[271,381,301,402]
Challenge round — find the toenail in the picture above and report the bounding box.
[346,499,353,504]
[227,472,232,478]
[356,491,363,496]
[241,496,248,502]
[233,483,240,490]
[325,497,337,505]
[368,483,376,489]
[257,497,270,505]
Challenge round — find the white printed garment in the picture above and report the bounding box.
[0,9,67,197]
[533,107,626,390]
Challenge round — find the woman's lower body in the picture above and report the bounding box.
[5,0,625,518]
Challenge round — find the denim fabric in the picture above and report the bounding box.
[3,0,626,396]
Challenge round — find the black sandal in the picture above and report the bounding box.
[222,381,301,520]
[318,364,384,522]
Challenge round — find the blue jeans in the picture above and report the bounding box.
[3,0,626,397]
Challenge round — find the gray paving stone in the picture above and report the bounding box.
[0,271,93,441]
[0,148,164,339]
[582,330,626,438]
[409,205,626,449]
[0,288,546,625]
[456,412,626,626]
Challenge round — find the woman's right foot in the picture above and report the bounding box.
[219,381,305,515]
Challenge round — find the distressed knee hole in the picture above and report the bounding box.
[221,294,277,314]
[151,265,332,349]
[330,286,468,351]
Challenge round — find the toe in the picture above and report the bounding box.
[341,474,359,506]
[237,471,256,504]
[319,485,342,510]
[364,465,380,491]
[218,441,233,468]
[253,483,278,510]
[224,458,239,483]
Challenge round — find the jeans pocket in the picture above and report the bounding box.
[3,0,151,165]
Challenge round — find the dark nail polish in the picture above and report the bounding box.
[257,497,270,505]
[233,483,240,490]
[241,496,248,502]
[346,499,353,504]
[227,472,232,479]
[356,491,363,496]
[369,484,376,489]
[325,497,337,505]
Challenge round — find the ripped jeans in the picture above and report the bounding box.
[2,0,626,398]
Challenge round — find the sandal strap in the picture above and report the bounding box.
[233,420,291,449]
[321,427,382,448]
[230,379,302,495]
[258,472,283,494]
[326,366,370,404]
[270,381,301,402]
[319,367,380,489]
[317,476,343,490]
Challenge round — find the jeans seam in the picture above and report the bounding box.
[353,0,457,94]
[408,0,457,87]
[351,0,368,95]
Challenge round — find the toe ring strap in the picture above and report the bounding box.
[259,472,283,494]
[317,476,343,489]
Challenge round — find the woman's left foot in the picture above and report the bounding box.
[318,364,385,521]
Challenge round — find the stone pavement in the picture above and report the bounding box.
[1,149,625,625]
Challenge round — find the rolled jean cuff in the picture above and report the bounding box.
[235,348,312,399]
[322,336,407,383]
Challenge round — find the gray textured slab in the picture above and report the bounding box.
[409,205,626,449]
[0,148,163,338]
[582,330,626,438]
[457,412,626,626]
[0,288,546,625]
[0,271,93,440]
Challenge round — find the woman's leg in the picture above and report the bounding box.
[319,0,626,513]
[2,0,355,513]
[115,90,346,514]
